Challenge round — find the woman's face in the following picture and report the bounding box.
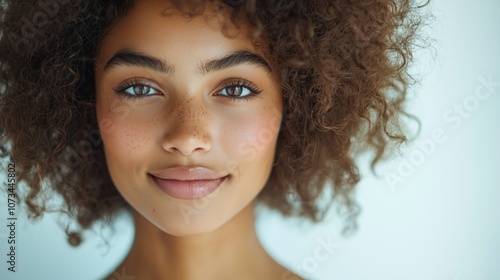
[94,0,282,235]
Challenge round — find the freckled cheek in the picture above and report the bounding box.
[96,99,153,159]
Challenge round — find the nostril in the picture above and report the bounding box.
[162,134,212,156]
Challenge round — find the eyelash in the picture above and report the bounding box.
[112,78,160,100]
[112,78,263,102]
[220,79,262,102]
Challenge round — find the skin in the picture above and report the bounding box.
[94,0,302,279]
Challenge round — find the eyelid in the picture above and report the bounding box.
[112,77,163,95]
[214,78,263,102]
[215,78,262,94]
[111,78,164,101]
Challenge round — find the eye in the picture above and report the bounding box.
[113,78,162,100]
[123,84,159,96]
[216,79,262,102]
[218,86,252,97]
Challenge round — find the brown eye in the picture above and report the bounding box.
[133,85,151,95]
[218,85,253,99]
[215,79,262,102]
[226,86,243,96]
[113,79,162,100]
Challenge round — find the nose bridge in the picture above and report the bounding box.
[162,95,212,155]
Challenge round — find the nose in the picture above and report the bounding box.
[161,97,212,156]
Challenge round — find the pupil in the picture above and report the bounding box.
[134,85,149,95]
[227,86,241,96]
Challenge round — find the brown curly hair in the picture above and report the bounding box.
[0,0,430,245]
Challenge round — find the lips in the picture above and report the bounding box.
[149,167,229,199]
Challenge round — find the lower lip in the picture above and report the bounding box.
[150,175,228,200]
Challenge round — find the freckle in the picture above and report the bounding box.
[153,208,156,213]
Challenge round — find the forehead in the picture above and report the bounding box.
[95,0,265,70]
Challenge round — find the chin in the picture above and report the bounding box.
[150,214,230,237]
[140,204,237,237]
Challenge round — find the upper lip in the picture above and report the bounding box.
[149,166,228,181]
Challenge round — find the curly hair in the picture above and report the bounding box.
[0,0,429,245]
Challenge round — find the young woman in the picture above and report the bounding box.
[0,0,427,279]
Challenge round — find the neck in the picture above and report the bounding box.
[116,203,286,280]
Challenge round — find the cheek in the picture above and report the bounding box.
[219,105,282,174]
[96,96,153,168]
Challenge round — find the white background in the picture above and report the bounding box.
[1,0,499,279]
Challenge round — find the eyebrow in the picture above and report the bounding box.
[104,49,174,75]
[103,49,271,75]
[199,50,271,75]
